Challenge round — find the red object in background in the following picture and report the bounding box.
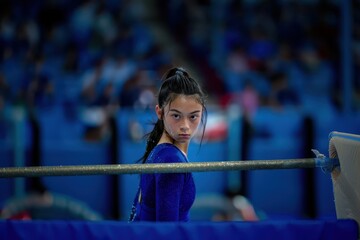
[204,121,228,141]
[8,211,32,220]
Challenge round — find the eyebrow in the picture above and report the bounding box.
[169,109,201,114]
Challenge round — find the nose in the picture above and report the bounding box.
[180,119,190,132]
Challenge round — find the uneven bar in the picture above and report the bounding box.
[0,158,316,178]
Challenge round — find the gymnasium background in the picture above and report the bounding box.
[0,0,359,221]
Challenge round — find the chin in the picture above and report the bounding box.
[176,138,191,144]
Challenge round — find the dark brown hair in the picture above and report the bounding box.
[139,67,207,163]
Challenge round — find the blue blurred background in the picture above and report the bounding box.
[0,0,360,221]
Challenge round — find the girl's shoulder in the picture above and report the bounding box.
[148,143,187,164]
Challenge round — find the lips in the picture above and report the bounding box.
[179,134,191,139]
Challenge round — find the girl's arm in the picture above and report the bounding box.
[155,172,185,221]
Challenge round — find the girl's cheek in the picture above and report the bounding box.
[165,123,176,136]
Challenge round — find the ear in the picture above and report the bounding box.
[155,105,162,120]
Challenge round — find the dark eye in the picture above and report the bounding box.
[172,114,180,120]
[190,115,199,121]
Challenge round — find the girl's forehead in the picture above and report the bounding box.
[165,95,202,111]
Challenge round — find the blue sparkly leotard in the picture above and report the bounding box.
[129,143,196,222]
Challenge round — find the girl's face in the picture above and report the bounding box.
[156,94,203,145]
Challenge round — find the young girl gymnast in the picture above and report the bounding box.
[129,67,207,221]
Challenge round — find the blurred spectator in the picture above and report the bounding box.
[91,2,117,50]
[0,73,11,105]
[288,43,335,113]
[119,70,156,109]
[118,74,139,106]
[79,57,109,141]
[62,43,80,74]
[223,45,250,93]
[227,45,249,75]
[268,42,295,74]
[232,80,260,120]
[69,0,96,48]
[108,53,138,95]
[0,10,16,58]
[247,15,277,65]
[21,53,56,110]
[0,74,11,140]
[266,71,299,109]
[26,74,55,110]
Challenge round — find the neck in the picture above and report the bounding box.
[158,132,189,156]
[174,142,188,156]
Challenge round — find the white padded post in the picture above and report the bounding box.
[329,131,360,228]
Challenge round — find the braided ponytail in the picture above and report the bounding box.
[140,120,164,163]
